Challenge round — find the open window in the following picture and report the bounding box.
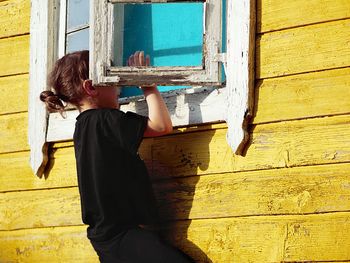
[90,0,224,87]
[28,0,255,177]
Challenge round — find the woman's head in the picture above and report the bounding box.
[40,49,120,118]
[40,50,89,117]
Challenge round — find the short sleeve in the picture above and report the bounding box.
[102,109,148,155]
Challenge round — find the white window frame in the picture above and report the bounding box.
[91,0,223,87]
[28,0,255,177]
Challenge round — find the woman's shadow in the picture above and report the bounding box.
[136,88,218,263]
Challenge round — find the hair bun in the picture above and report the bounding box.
[39,90,58,103]
[39,90,66,118]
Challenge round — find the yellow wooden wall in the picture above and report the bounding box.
[1,0,350,261]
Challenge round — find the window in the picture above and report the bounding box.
[58,0,90,57]
[90,0,224,87]
[28,0,255,177]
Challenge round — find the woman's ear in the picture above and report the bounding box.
[82,79,98,97]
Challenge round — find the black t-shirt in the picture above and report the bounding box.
[73,108,160,242]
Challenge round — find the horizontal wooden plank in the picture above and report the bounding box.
[1,162,349,231]
[160,212,350,262]
[0,34,29,76]
[0,0,30,38]
[0,150,78,192]
[257,19,350,79]
[154,162,350,220]
[254,67,350,123]
[0,225,98,262]
[0,187,81,231]
[0,74,28,115]
[152,114,350,178]
[0,212,349,262]
[257,0,350,33]
[0,111,28,153]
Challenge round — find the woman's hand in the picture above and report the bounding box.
[127,51,172,136]
[127,51,157,89]
[127,50,150,67]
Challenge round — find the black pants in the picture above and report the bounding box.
[90,226,195,263]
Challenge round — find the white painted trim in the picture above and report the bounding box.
[28,0,60,178]
[225,0,256,155]
[58,0,67,58]
[47,86,226,142]
[90,0,109,85]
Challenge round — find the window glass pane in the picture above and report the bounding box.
[67,0,89,32]
[66,28,89,54]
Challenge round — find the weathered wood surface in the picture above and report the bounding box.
[151,114,350,178]
[1,162,349,231]
[0,0,30,38]
[1,0,350,262]
[0,74,28,114]
[254,67,350,124]
[256,19,350,79]
[225,0,256,155]
[0,112,29,153]
[257,0,350,33]
[0,225,98,262]
[0,34,29,76]
[0,212,349,262]
[28,0,59,178]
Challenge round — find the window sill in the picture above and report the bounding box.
[46,85,227,142]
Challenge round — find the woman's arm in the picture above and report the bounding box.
[142,85,173,137]
[127,51,173,137]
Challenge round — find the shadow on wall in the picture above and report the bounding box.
[138,91,217,262]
